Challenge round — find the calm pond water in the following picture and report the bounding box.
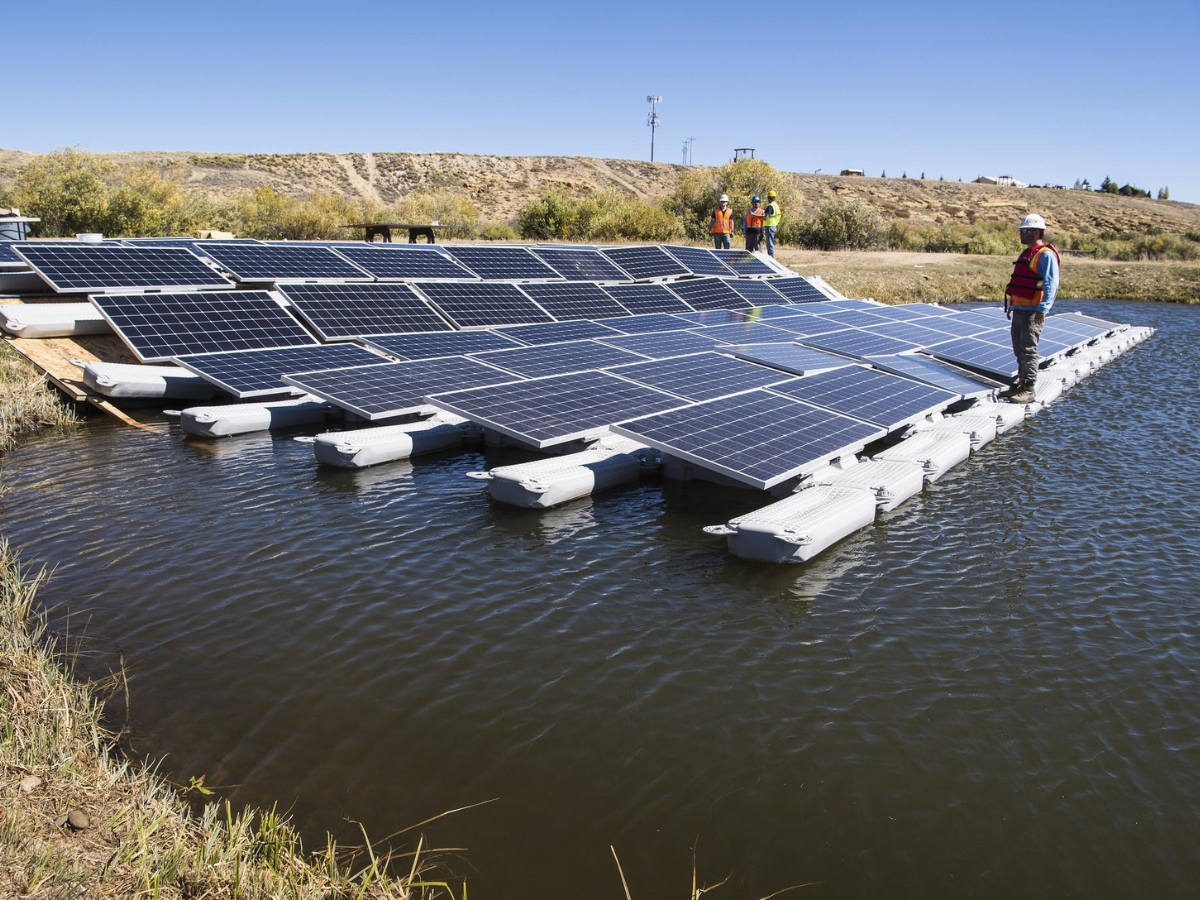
[3,299,1199,897]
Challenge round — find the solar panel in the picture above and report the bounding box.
[799,329,922,359]
[331,244,476,280]
[661,245,737,277]
[592,313,694,334]
[757,313,852,337]
[1040,320,1105,346]
[601,282,693,314]
[443,245,559,280]
[719,303,802,320]
[599,245,689,280]
[722,278,788,307]
[804,308,894,329]
[966,306,1009,319]
[516,282,630,320]
[770,366,959,429]
[711,249,776,276]
[865,353,1002,396]
[955,310,1010,330]
[665,277,747,310]
[494,320,624,346]
[692,322,798,344]
[1041,315,1110,340]
[12,244,231,292]
[471,340,644,378]
[727,343,858,377]
[861,321,957,348]
[282,356,517,420]
[91,290,317,362]
[1056,311,1121,330]
[0,242,26,266]
[611,352,795,401]
[176,344,384,397]
[412,281,555,328]
[597,330,725,359]
[427,370,685,448]
[530,248,630,282]
[958,325,1074,357]
[924,336,1021,379]
[275,283,451,340]
[908,313,998,339]
[860,304,941,323]
[612,390,885,490]
[361,330,525,360]
[202,245,371,282]
[767,278,830,303]
[818,299,890,311]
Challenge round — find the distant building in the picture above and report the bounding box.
[839,169,864,177]
[974,175,1028,188]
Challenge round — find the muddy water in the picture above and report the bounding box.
[3,300,1199,897]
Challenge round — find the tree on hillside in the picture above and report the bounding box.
[920,172,925,179]
[1158,186,1170,200]
[901,171,907,179]
[11,148,112,236]
[1100,176,1118,194]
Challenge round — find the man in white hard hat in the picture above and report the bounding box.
[710,194,733,249]
[1003,213,1060,404]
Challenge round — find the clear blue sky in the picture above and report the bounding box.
[9,0,1200,203]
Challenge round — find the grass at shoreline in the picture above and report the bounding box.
[0,343,78,453]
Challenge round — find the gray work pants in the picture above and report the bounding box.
[1010,309,1043,386]
[764,226,777,258]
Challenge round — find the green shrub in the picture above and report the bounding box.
[104,166,209,236]
[12,148,112,236]
[473,221,519,241]
[802,199,884,250]
[515,191,683,243]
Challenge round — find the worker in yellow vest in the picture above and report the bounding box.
[710,194,734,250]
[762,190,782,258]
[744,195,766,253]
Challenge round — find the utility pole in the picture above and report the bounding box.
[685,136,696,165]
[646,95,661,161]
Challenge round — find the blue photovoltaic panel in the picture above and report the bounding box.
[611,352,795,401]
[282,356,517,420]
[861,321,957,348]
[722,278,789,307]
[598,330,724,359]
[661,245,737,277]
[361,330,525,360]
[954,310,1011,330]
[599,245,689,280]
[804,307,895,329]
[13,244,231,292]
[727,343,857,377]
[530,248,630,282]
[443,245,559,280]
[412,281,554,328]
[0,242,25,265]
[275,282,451,339]
[1041,315,1111,340]
[675,308,765,326]
[715,303,799,320]
[427,369,685,448]
[202,244,371,282]
[601,282,693,314]
[711,249,776,276]
[866,353,1002,396]
[860,304,942,323]
[757,313,852,337]
[665,277,747,310]
[331,244,476,280]
[909,314,999,339]
[612,389,885,490]
[1040,320,1102,347]
[516,281,630,320]
[471,340,644,379]
[175,344,384,398]
[767,278,830,303]
[91,291,317,362]
[496,320,625,346]
[925,336,1021,379]
[592,313,694,334]
[799,329,922,359]
[960,325,1074,358]
[770,366,959,429]
[692,322,798,344]
[1057,312,1120,331]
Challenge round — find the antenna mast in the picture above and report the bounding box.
[646,95,661,161]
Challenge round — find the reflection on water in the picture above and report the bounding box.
[3,301,1200,898]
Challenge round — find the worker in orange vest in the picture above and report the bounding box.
[744,195,766,253]
[710,194,733,250]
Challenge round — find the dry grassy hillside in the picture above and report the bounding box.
[1,149,1197,236]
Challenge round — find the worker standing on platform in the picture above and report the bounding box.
[762,190,782,258]
[1004,213,1060,404]
[710,194,733,250]
[744,195,765,253]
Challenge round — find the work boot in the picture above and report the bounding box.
[1008,383,1035,404]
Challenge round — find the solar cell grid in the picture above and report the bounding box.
[176,344,384,397]
[0,242,24,265]
[909,314,998,339]
[412,281,554,328]
[766,278,830,304]
[611,352,795,401]
[203,244,371,282]
[804,308,894,329]
[862,305,941,323]
[597,329,724,359]
[769,366,958,429]
[361,330,525,360]
[925,336,1021,379]
[711,249,776,276]
[612,390,885,489]
[471,340,644,378]
[692,322,798,344]
[722,278,788,306]
[91,290,317,361]
[799,329,922,359]
[427,370,685,448]
[494,320,624,346]
[675,308,760,326]
[282,356,518,420]
[728,343,857,377]
[721,303,801,320]
[665,277,747,310]
[865,353,1001,396]
[530,248,630,282]
[756,314,851,337]
[600,283,693,314]
[599,245,688,280]
[861,321,957,348]
[516,281,630,320]
[276,283,451,339]
[331,244,476,280]
[443,245,559,280]
[661,245,737,277]
[592,313,694,334]
[13,244,231,292]
[1042,315,1110,339]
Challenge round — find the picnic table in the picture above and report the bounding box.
[341,222,456,244]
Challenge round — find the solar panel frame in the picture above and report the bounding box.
[12,244,233,292]
[609,352,797,402]
[665,277,748,310]
[711,249,776,277]
[597,329,725,359]
[612,390,886,490]
[90,290,318,362]
[427,369,688,448]
[529,247,631,282]
[600,282,694,314]
[175,344,386,398]
[768,365,960,430]
[766,277,832,304]
[274,282,453,340]
[599,245,689,281]
[330,244,478,281]
[493,320,626,346]
[660,245,738,277]
[592,313,696,334]
[865,353,1003,397]
[410,281,556,328]
[202,244,373,283]
[470,340,645,379]
[515,281,631,321]
[442,245,561,281]
[360,330,526,360]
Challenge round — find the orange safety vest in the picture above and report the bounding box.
[744,207,765,230]
[1005,242,1060,307]
[710,206,733,235]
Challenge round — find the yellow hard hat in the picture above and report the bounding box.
[767,190,777,198]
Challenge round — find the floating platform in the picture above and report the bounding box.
[81,361,217,401]
[911,412,998,452]
[310,414,472,468]
[875,429,971,482]
[180,397,331,438]
[468,438,656,508]
[807,457,925,512]
[0,302,110,338]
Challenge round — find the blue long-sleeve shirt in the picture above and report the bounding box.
[1035,246,1059,314]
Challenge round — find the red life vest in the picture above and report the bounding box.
[744,207,765,230]
[710,206,733,234]
[1005,242,1060,307]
